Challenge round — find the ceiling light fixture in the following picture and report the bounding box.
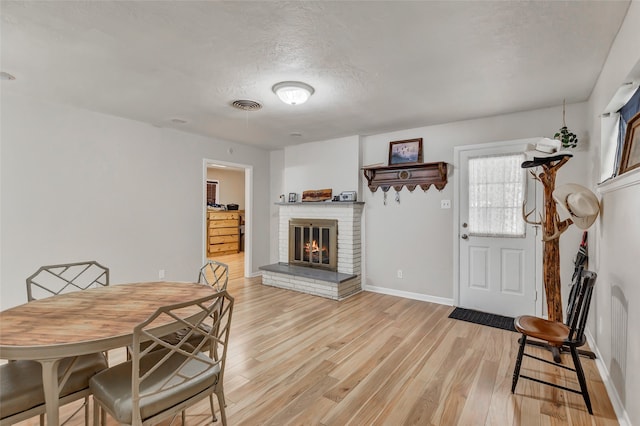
[272,81,314,105]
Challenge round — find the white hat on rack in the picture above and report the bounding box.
[521,138,573,168]
[552,184,600,229]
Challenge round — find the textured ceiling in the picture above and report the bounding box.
[0,1,630,150]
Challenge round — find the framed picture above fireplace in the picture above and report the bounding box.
[388,138,423,165]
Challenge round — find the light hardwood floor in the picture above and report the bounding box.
[16,264,618,425]
[209,252,245,281]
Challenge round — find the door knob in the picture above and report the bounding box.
[461,234,469,240]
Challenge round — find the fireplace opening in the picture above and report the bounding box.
[289,218,337,271]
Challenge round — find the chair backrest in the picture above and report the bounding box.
[26,261,109,301]
[130,291,234,424]
[198,260,229,292]
[565,268,597,345]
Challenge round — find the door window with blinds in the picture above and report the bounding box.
[468,154,527,237]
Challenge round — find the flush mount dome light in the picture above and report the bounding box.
[272,81,314,105]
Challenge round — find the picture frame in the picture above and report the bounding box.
[619,111,640,175]
[388,138,423,165]
[288,192,298,203]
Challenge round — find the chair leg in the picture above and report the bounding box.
[512,335,527,393]
[93,398,100,426]
[84,396,90,426]
[39,414,44,426]
[216,392,227,426]
[209,394,218,422]
[570,346,593,414]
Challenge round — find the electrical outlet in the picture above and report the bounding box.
[441,199,451,209]
[159,269,165,280]
[397,269,403,279]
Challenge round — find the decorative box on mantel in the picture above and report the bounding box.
[362,162,448,192]
[260,201,364,300]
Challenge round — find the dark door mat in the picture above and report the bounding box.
[448,307,517,332]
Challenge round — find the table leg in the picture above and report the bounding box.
[40,358,62,426]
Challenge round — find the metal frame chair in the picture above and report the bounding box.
[0,262,111,426]
[0,355,108,426]
[125,260,231,419]
[90,291,234,425]
[198,260,229,292]
[26,261,109,301]
[511,268,597,414]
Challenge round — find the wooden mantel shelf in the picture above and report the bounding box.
[362,162,448,192]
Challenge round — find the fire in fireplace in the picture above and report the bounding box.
[289,218,338,271]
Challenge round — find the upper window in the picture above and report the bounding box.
[602,86,640,182]
[614,87,640,176]
[206,180,218,206]
[468,154,526,238]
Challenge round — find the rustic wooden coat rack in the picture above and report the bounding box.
[522,157,573,323]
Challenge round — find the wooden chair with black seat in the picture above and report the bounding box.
[0,261,110,426]
[511,267,597,414]
[89,290,234,426]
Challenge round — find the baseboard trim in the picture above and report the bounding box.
[364,285,454,306]
[585,329,631,425]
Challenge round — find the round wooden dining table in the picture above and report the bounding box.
[0,281,218,425]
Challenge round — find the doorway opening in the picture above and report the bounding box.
[203,159,253,280]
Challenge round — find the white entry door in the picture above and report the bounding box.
[457,141,538,317]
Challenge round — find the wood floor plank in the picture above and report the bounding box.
[12,272,619,425]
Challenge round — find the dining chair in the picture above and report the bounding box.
[0,355,108,426]
[26,260,110,301]
[129,260,229,355]
[511,268,597,414]
[198,260,229,292]
[90,290,234,426]
[156,260,229,347]
[125,259,230,420]
[14,260,111,425]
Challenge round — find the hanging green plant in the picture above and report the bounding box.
[554,99,578,149]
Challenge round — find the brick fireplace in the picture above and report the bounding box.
[259,202,364,300]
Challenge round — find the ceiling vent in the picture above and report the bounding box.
[231,99,262,111]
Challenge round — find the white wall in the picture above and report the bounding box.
[269,150,285,264]
[206,168,245,209]
[0,92,271,310]
[360,103,590,300]
[283,135,360,200]
[274,103,590,302]
[587,2,640,423]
